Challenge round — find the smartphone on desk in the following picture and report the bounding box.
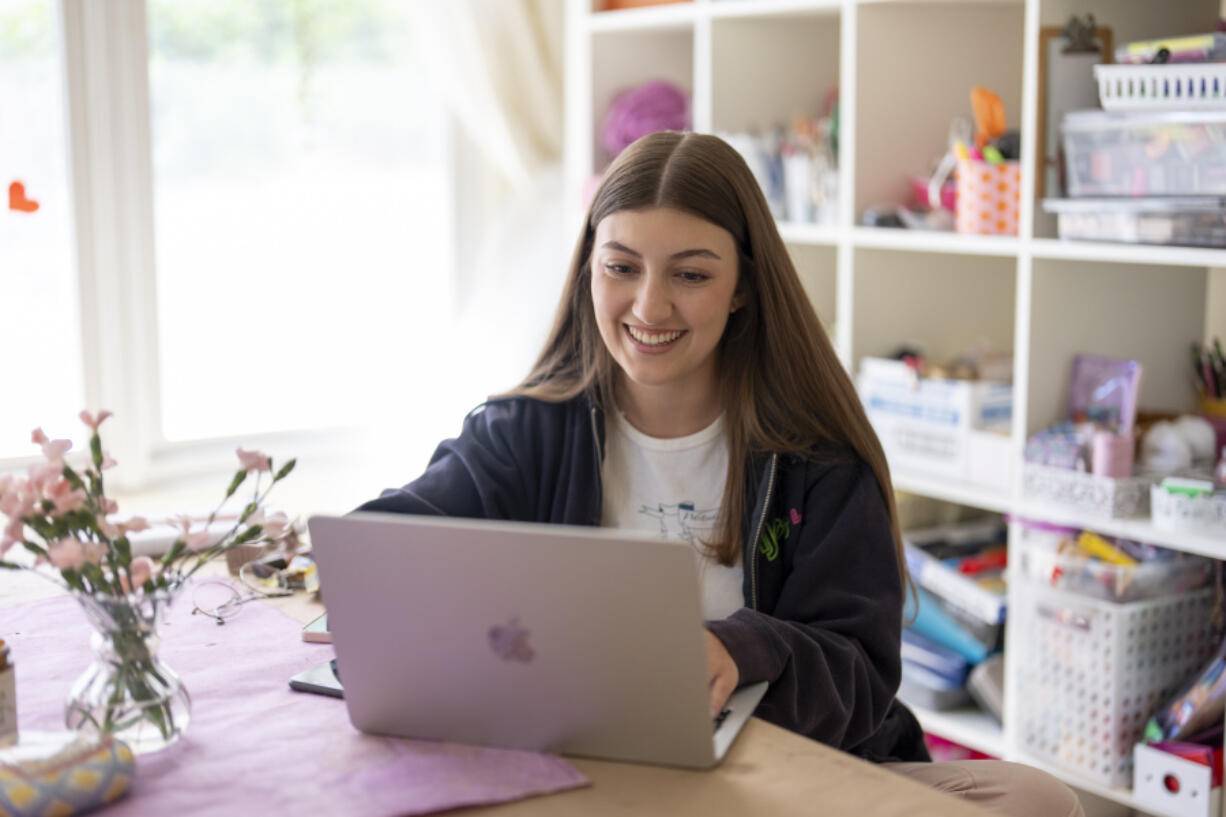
[289,659,343,698]
[302,612,330,643]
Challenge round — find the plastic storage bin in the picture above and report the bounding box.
[1042,197,1226,248]
[1151,485,1226,535]
[1022,462,1159,519]
[1014,575,1218,787]
[1062,110,1226,197]
[1016,532,1212,604]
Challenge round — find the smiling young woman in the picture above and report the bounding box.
[360,131,1084,817]
[590,207,743,438]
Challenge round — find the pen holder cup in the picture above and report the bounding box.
[955,159,1021,236]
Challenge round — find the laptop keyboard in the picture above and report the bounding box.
[713,707,732,731]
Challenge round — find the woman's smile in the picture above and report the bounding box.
[624,324,687,352]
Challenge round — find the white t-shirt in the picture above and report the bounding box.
[600,410,744,620]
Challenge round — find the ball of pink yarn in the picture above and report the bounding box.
[601,80,691,159]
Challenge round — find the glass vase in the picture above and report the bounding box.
[64,583,191,755]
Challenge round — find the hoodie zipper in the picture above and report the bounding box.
[589,406,603,468]
[589,406,604,525]
[749,453,778,611]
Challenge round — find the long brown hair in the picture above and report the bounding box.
[508,131,905,586]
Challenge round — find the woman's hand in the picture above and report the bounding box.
[704,630,739,715]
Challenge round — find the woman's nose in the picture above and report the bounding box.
[632,274,672,325]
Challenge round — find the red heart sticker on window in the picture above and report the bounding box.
[8,181,39,213]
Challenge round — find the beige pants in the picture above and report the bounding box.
[884,761,1086,817]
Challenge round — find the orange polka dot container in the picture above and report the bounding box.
[955,158,1021,235]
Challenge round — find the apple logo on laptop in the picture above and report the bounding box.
[488,616,535,663]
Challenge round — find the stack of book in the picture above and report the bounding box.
[901,519,1007,720]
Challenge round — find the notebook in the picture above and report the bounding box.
[302,512,768,768]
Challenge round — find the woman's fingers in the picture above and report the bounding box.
[704,630,740,715]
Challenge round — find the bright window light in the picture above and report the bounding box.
[0,0,85,458]
[147,0,448,442]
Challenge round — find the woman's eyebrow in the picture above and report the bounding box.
[600,240,722,261]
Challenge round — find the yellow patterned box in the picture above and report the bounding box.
[0,731,132,817]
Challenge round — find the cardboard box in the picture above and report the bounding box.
[857,358,1012,482]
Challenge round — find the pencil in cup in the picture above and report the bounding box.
[954,158,1021,236]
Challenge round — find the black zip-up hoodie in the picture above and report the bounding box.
[357,395,930,763]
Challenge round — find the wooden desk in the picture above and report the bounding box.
[6,569,988,817]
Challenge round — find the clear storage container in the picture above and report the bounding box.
[1042,197,1226,248]
[1016,534,1212,603]
[1062,110,1226,197]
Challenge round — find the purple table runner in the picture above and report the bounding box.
[5,589,589,816]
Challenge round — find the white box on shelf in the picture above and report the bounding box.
[1151,485,1226,535]
[1133,743,1221,817]
[967,430,1012,495]
[857,358,1012,482]
[1021,462,1159,519]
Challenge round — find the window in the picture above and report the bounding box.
[0,0,454,488]
[147,0,449,440]
[0,0,86,458]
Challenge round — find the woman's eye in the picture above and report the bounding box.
[604,262,634,275]
[678,271,710,283]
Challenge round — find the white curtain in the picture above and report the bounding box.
[410,0,568,399]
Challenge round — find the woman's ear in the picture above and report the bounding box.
[730,292,746,314]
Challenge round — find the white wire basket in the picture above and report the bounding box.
[1022,463,1158,519]
[1095,63,1226,111]
[1014,579,1219,787]
[1151,485,1226,534]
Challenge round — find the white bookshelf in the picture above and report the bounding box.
[566,0,1225,811]
[899,700,1005,759]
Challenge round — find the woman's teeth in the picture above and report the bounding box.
[627,326,683,345]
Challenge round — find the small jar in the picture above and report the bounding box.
[0,639,15,748]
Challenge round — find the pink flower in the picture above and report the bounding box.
[38,437,72,462]
[31,427,71,460]
[81,539,107,565]
[27,461,62,493]
[104,498,118,514]
[97,516,119,540]
[47,538,86,570]
[236,448,271,473]
[47,482,88,514]
[121,516,149,534]
[247,509,290,540]
[120,556,156,592]
[0,517,24,554]
[172,515,211,550]
[0,478,35,520]
[100,514,149,542]
[79,410,113,431]
[100,453,117,471]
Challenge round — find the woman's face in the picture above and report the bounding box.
[590,207,742,398]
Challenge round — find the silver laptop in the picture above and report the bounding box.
[304,512,768,768]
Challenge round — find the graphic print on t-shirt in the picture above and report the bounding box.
[638,501,719,545]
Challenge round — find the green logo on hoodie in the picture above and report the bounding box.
[759,517,789,562]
